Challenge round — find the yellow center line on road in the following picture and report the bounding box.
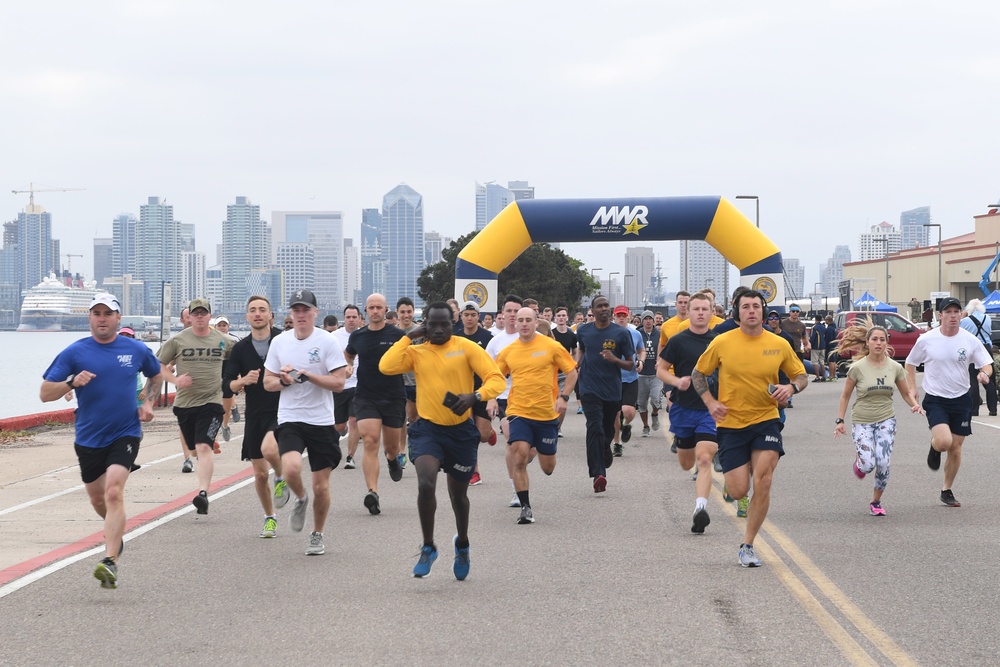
[710,480,918,666]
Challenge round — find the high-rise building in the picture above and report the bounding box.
[343,238,360,306]
[17,203,54,291]
[204,265,224,313]
[360,208,382,299]
[180,223,196,253]
[821,245,852,297]
[475,182,515,231]
[276,242,316,305]
[783,258,805,300]
[624,247,654,307]
[93,238,113,285]
[900,206,931,250]
[600,277,624,308]
[136,196,182,314]
[859,222,902,262]
[679,241,729,298]
[180,251,206,305]
[222,196,268,315]
[246,268,283,310]
[508,180,535,202]
[424,231,451,266]
[273,211,343,311]
[111,213,137,279]
[382,184,424,308]
[101,274,144,316]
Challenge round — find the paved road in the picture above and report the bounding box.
[1,378,998,666]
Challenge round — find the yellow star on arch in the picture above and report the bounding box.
[622,218,648,235]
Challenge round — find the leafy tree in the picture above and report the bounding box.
[417,231,599,311]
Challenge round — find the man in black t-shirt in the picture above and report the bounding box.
[551,306,578,433]
[657,293,719,535]
[344,293,407,516]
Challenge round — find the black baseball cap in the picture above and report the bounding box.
[938,297,962,312]
[288,288,317,308]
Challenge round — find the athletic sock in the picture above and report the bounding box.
[695,497,707,511]
[454,538,469,550]
[516,490,530,508]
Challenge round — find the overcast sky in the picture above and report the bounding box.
[4,1,999,297]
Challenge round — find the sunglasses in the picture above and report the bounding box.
[767,315,779,319]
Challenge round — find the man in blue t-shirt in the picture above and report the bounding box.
[41,293,163,591]
[574,296,635,493]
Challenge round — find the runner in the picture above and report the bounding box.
[40,293,162,589]
[692,289,808,567]
[658,293,719,533]
[636,310,661,437]
[344,293,407,515]
[454,300,497,487]
[496,307,577,524]
[575,296,635,493]
[834,321,923,516]
[379,301,505,579]
[905,297,993,507]
[158,298,235,516]
[222,296,287,538]
[611,305,643,456]
[485,294,525,507]
[333,304,364,469]
[551,306,578,436]
[397,296,419,470]
[216,315,241,442]
[262,288,347,555]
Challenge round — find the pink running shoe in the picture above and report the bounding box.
[869,501,886,516]
[853,459,866,480]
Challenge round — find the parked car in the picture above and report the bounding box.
[831,311,925,375]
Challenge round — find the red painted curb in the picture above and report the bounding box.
[0,393,178,432]
[0,464,254,587]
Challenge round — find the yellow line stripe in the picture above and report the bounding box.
[709,485,877,666]
[761,521,920,667]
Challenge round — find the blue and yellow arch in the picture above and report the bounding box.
[456,196,784,312]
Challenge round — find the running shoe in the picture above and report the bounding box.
[577,406,584,414]
[713,453,722,473]
[488,429,497,446]
[558,430,563,438]
[691,507,711,534]
[306,532,325,556]
[621,424,632,443]
[193,491,209,515]
[593,474,607,493]
[364,490,381,515]
[517,506,535,524]
[290,496,309,531]
[344,455,356,469]
[259,516,277,538]
[869,501,886,516]
[940,489,961,507]
[853,459,866,480]
[94,557,118,589]
[213,441,221,454]
[231,405,241,423]
[670,437,678,454]
[398,453,408,469]
[737,496,749,518]
[642,426,650,438]
[413,544,438,578]
[273,479,289,508]
[723,483,734,503]
[613,443,623,457]
[509,491,521,508]
[651,412,659,431]
[469,472,482,486]
[927,445,942,471]
[181,458,194,473]
[738,543,761,568]
[387,456,403,482]
[221,425,231,442]
[453,535,470,581]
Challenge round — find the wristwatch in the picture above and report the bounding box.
[834,418,844,424]
[559,394,571,401]
[474,391,482,402]
[65,374,76,387]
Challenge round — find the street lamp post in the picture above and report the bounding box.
[923,224,942,292]
[623,274,635,310]
[736,195,760,228]
[590,268,603,297]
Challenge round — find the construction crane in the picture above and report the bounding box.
[65,254,83,275]
[11,182,85,210]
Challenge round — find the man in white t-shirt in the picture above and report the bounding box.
[905,297,993,508]
[263,289,347,555]
[332,304,363,469]
[485,294,524,508]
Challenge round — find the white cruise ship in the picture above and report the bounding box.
[17,275,100,332]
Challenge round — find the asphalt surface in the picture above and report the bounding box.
[2,377,999,666]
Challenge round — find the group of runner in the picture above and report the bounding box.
[41,283,993,588]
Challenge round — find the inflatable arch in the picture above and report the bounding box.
[455,196,784,313]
